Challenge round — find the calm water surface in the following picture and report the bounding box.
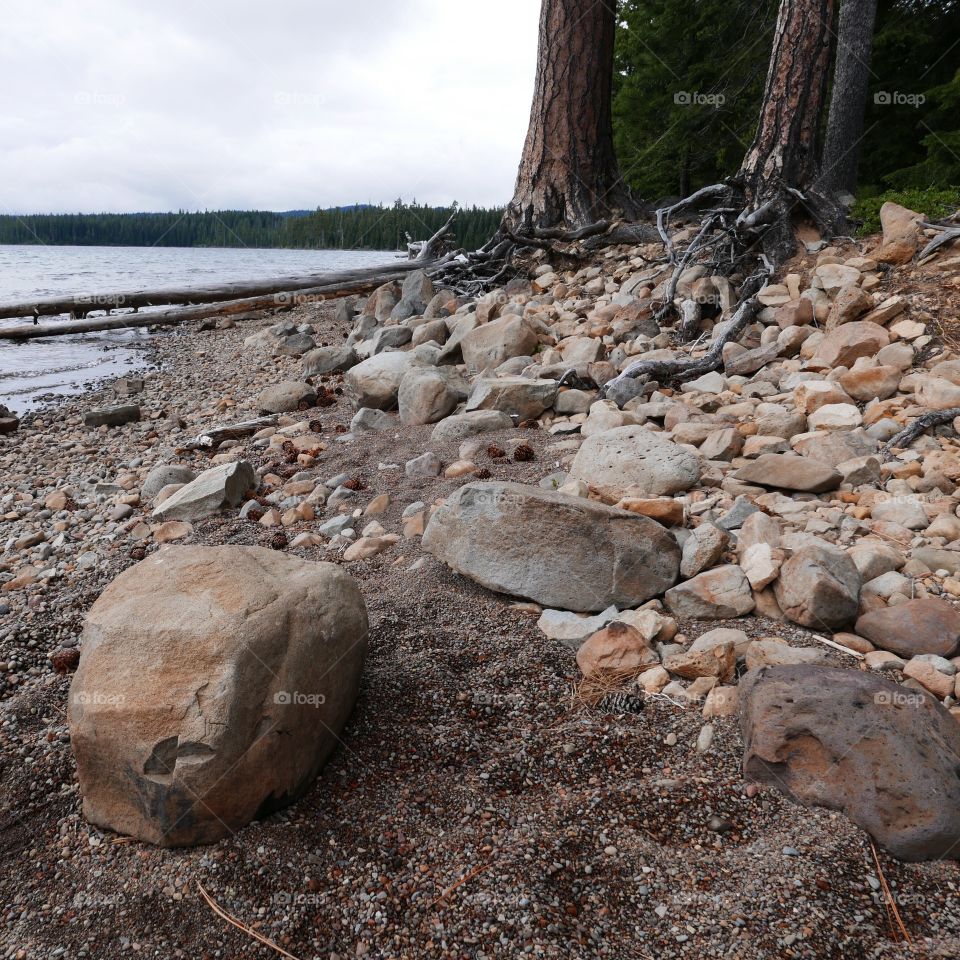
[0,245,398,413]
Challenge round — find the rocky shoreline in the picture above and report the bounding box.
[3,203,960,957]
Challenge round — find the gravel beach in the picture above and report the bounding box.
[3,241,960,959]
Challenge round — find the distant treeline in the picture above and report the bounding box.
[0,202,505,251]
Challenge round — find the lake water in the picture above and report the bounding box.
[0,245,399,414]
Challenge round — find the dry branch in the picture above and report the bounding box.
[917,222,960,262]
[599,273,769,403]
[883,407,960,457]
[196,881,303,960]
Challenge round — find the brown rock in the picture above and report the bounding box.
[665,565,755,619]
[854,598,960,659]
[812,321,890,369]
[733,454,841,493]
[576,622,659,678]
[838,364,902,402]
[826,284,874,329]
[874,202,923,264]
[664,642,735,682]
[740,664,960,861]
[702,685,739,718]
[616,497,685,526]
[775,298,814,329]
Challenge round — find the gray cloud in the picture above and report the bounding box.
[0,0,540,213]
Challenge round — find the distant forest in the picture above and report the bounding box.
[0,203,505,252]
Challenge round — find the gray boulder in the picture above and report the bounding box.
[569,425,701,498]
[302,344,358,377]
[142,464,197,501]
[402,269,434,302]
[345,352,413,410]
[351,408,394,433]
[774,543,861,628]
[398,369,461,425]
[461,316,539,374]
[152,461,255,522]
[371,326,413,355]
[430,410,513,444]
[422,481,680,612]
[465,376,557,421]
[272,333,315,357]
[84,405,141,428]
[257,381,316,414]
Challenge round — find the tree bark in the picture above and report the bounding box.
[502,0,636,234]
[737,0,843,262]
[819,0,879,196]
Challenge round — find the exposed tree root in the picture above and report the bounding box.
[599,272,769,405]
[883,407,960,458]
[918,219,960,263]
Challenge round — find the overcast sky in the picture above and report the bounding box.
[0,0,541,214]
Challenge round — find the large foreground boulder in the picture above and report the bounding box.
[68,546,368,846]
[740,665,960,861]
[569,425,701,498]
[422,481,680,612]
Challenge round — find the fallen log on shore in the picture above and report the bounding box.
[0,269,422,341]
[0,259,431,322]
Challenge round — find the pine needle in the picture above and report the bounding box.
[431,863,490,907]
[869,841,911,944]
[196,880,302,960]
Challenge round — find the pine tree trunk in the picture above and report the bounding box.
[737,0,844,262]
[819,0,878,195]
[502,0,636,234]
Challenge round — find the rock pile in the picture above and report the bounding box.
[5,206,960,863]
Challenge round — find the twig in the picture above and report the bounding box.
[810,634,865,660]
[431,864,491,907]
[196,881,303,960]
[869,841,912,944]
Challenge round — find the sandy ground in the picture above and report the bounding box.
[2,302,959,960]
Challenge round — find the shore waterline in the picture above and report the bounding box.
[0,245,398,414]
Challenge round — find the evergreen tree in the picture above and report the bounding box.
[613,0,778,200]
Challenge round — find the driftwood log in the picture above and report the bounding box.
[0,267,440,341]
[0,259,442,323]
